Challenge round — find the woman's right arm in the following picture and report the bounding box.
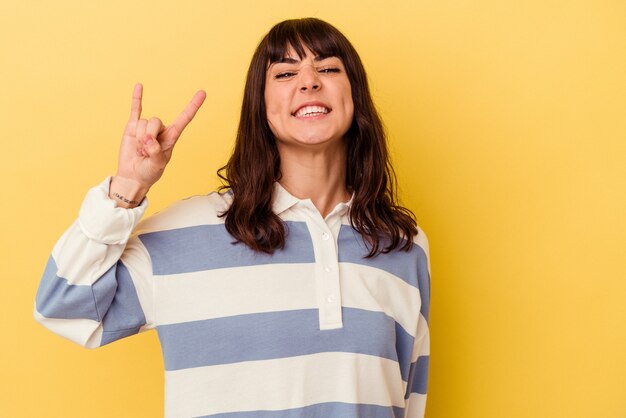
[34,178,151,348]
[33,84,206,348]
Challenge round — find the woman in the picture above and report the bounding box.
[34,18,431,418]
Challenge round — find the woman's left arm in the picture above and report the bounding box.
[404,227,431,418]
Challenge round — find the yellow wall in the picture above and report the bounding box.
[2,1,624,417]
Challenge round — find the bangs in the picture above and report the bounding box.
[265,19,346,64]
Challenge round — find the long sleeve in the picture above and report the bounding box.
[34,177,155,348]
[404,228,431,417]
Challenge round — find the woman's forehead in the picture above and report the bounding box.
[269,39,339,63]
[266,42,340,71]
[280,45,335,61]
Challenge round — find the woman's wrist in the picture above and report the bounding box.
[109,176,150,208]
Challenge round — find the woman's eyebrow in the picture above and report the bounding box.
[314,53,335,61]
[274,54,336,64]
[275,57,300,64]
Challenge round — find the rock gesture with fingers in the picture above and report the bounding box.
[110,83,206,208]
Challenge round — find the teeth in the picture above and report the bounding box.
[295,105,330,117]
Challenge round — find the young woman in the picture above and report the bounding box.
[35,18,431,418]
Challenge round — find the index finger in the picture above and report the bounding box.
[169,90,207,138]
[129,83,143,121]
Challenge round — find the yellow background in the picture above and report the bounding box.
[1,1,624,417]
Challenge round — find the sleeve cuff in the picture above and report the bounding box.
[78,176,148,245]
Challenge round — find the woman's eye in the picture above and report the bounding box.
[275,72,296,79]
[319,67,340,73]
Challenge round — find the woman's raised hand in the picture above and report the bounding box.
[110,83,206,208]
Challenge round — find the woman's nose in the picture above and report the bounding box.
[299,66,321,92]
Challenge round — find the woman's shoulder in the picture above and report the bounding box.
[412,224,430,257]
[133,190,233,235]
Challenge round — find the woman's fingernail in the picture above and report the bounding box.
[143,134,154,144]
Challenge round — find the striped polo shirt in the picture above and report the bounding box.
[34,177,431,418]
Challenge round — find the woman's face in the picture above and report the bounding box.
[264,44,354,149]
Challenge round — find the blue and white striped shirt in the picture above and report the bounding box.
[34,177,431,418]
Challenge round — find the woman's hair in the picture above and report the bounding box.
[218,17,417,257]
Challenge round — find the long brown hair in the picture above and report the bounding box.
[218,17,417,257]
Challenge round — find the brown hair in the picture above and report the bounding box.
[218,17,417,257]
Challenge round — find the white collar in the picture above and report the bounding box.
[271,182,353,218]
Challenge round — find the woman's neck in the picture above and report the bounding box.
[277,141,350,218]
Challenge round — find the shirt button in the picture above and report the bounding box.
[324,266,331,273]
[322,232,330,241]
[327,295,336,303]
